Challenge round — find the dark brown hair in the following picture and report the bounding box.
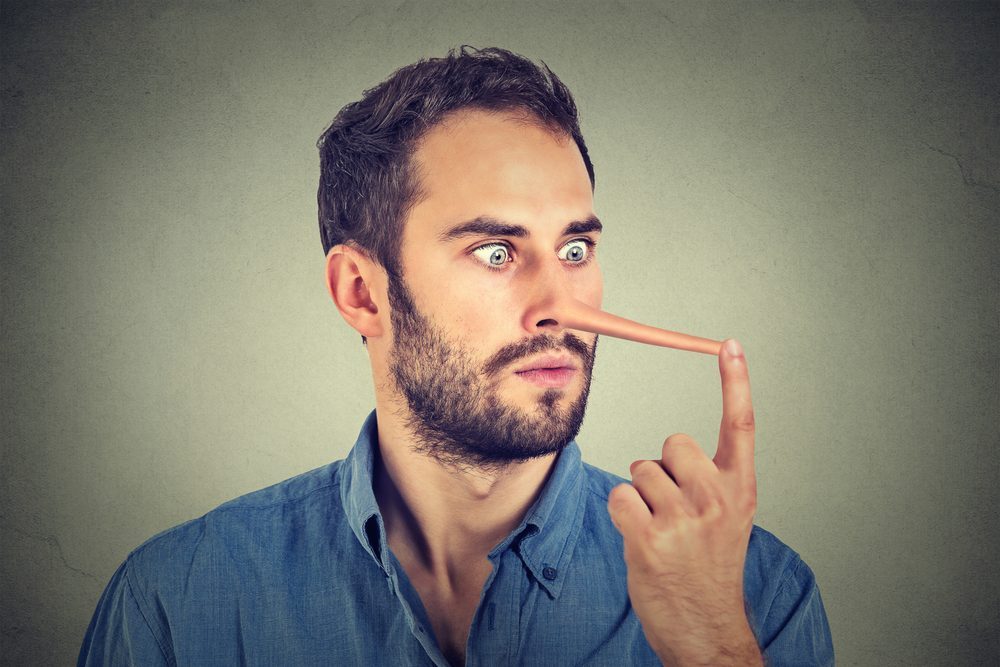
[316,46,595,281]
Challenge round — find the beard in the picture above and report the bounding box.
[386,275,597,473]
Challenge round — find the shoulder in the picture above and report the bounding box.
[79,460,356,664]
[745,524,808,584]
[743,525,815,613]
[582,460,629,501]
[124,459,348,586]
[744,528,833,660]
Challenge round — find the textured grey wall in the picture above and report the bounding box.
[2,1,998,664]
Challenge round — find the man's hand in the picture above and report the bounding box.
[607,338,762,666]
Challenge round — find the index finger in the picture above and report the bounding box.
[714,338,756,483]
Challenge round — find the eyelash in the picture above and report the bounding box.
[473,238,598,272]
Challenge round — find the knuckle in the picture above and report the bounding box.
[632,460,661,479]
[738,492,758,517]
[607,484,629,508]
[640,523,661,544]
[729,410,756,433]
[700,499,725,523]
[662,433,698,458]
[642,522,678,551]
[664,433,695,447]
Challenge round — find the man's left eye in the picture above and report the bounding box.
[558,240,591,263]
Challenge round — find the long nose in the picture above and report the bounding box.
[522,256,722,355]
[519,262,722,355]
[560,300,723,355]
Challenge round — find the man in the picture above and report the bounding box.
[80,46,833,665]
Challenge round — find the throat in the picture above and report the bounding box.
[403,554,493,667]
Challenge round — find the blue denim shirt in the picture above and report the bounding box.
[80,410,834,665]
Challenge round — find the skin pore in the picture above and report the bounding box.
[326,108,603,665]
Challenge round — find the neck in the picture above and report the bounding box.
[372,400,558,581]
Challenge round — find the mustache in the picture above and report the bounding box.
[481,331,595,377]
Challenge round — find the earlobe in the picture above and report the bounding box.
[325,245,385,339]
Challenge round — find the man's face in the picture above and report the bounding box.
[385,109,603,471]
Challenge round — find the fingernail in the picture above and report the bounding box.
[725,338,743,357]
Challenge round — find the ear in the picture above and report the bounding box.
[325,244,385,339]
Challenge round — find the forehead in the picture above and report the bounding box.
[405,108,594,240]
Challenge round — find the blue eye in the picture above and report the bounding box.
[558,239,591,263]
[472,243,510,268]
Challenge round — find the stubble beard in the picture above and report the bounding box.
[386,275,597,475]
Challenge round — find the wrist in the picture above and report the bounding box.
[651,618,761,667]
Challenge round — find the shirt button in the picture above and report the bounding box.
[542,566,558,580]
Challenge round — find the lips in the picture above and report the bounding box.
[513,354,578,388]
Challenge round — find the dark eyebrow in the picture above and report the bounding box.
[438,216,528,242]
[563,216,603,235]
[437,214,603,243]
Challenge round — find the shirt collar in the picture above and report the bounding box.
[339,410,389,574]
[340,409,589,598]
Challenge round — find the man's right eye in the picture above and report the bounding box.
[471,243,512,270]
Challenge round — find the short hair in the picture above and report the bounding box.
[316,46,596,280]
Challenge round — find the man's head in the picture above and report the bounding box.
[320,47,602,471]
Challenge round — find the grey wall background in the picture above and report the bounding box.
[2,1,997,664]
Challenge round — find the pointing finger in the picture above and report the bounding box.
[714,338,755,485]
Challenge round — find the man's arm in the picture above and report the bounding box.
[78,560,172,667]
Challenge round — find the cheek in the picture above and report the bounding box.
[435,279,508,331]
[574,264,604,309]
[457,292,515,331]
[446,283,526,351]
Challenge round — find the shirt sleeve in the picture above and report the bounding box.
[77,559,174,667]
[758,556,835,666]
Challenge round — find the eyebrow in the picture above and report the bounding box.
[437,214,603,243]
